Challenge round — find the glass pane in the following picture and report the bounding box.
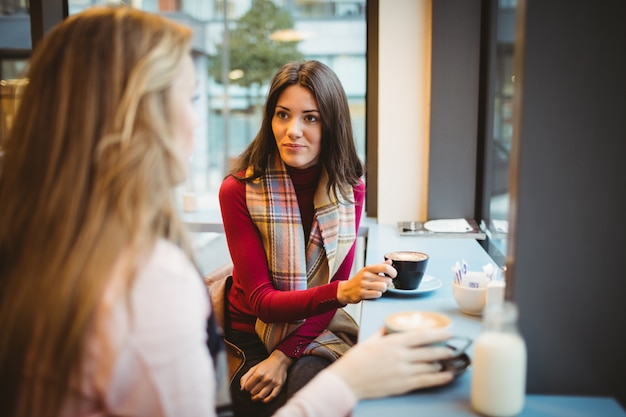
[0,0,30,152]
[0,0,30,51]
[68,0,367,217]
[485,0,516,262]
[0,77,28,150]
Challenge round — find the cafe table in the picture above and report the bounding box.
[353,221,626,417]
[180,208,224,233]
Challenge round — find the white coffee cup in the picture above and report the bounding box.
[384,310,472,356]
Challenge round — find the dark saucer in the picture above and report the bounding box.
[440,352,471,377]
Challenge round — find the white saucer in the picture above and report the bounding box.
[385,275,442,296]
[424,218,473,233]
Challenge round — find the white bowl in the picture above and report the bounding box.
[452,282,487,316]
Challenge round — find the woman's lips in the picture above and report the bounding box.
[283,143,304,150]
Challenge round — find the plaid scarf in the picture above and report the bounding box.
[246,155,358,360]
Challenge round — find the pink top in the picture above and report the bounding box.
[219,165,365,358]
[64,239,357,416]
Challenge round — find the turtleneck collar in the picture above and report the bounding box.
[285,163,322,189]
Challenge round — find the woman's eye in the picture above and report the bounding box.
[305,115,319,123]
[276,111,289,120]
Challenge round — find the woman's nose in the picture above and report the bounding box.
[287,119,303,138]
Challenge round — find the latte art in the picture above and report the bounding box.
[385,251,428,262]
[385,311,450,333]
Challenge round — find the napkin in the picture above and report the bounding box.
[424,218,473,233]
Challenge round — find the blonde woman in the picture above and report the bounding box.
[0,6,455,417]
[0,6,212,416]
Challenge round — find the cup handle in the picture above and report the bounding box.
[446,336,473,356]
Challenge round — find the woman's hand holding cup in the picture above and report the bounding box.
[336,260,395,304]
[328,327,455,400]
[384,311,473,373]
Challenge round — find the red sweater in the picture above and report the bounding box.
[219,164,365,358]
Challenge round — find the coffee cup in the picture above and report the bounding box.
[384,310,472,357]
[384,251,429,290]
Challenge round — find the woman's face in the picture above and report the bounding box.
[272,84,322,170]
[170,54,198,180]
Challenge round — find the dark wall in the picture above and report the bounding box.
[428,0,482,219]
[508,0,626,407]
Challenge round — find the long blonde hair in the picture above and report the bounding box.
[0,6,194,416]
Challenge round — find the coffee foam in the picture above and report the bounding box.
[386,251,428,262]
[385,311,450,332]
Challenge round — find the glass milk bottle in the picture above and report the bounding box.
[471,301,527,416]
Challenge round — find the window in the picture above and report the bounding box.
[67,0,367,214]
[480,0,517,264]
[0,1,30,148]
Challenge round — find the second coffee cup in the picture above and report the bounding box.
[384,251,429,290]
[384,310,473,357]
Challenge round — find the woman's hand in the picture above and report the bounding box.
[336,260,395,304]
[240,350,294,403]
[328,328,455,399]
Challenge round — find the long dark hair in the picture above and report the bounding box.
[229,60,363,201]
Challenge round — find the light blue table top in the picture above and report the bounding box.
[354,393,626,417]
[353,221,626,417]
[358,222,492,341]
[180,208,224,233]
